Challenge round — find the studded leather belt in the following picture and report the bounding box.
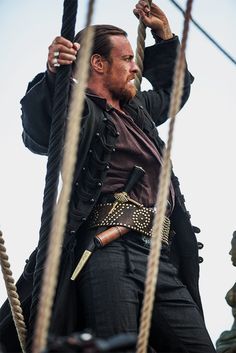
[88,202,171,244]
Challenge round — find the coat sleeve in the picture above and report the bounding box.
[20,72,56,155]
[20,71,90,156]
[138,35,194,127]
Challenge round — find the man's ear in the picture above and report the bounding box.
[90,54,105,73]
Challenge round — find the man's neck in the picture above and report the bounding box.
[87,81,121,111]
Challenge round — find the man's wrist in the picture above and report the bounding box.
[151,30,174,43]
[46,63,57,90]
[47,62,57,74]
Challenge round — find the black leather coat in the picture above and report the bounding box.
[0,36,203,352]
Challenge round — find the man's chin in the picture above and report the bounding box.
[129,83,137,98]
[120,85,137,104]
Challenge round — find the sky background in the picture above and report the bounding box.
[0,0,236,348]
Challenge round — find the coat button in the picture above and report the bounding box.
[89,149,93,153]
[112,148,116,152]
[198,256,203,263]
[90,198,95,203]
[81,217,87,222]
[75,182,79,187]
[174,177,180,185]
[116,132,120,136]
[70,230,76,235]
[97,182,102,187]
[106,164,110,170]
[193,226,201,234]
[198,242,204,249]
[96,132,100,137]
[82,167,86,171]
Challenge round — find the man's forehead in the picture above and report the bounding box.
[110,35,134,56]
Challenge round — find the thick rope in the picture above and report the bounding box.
[136,1,194,352]
[134,0,152,90]
[32,2,96,353]
[0,231,27,353]
[27,0,78,350]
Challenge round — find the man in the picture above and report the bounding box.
[0,1,216,352]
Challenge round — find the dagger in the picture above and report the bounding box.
[71,165,145,281]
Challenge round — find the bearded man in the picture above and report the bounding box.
[0,1,216,352]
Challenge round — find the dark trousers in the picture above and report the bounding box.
[76,231,216,353]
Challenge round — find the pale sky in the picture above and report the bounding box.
[0,0,236,347]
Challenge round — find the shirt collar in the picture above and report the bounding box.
[86,89,131,119]
[86,89,114,112]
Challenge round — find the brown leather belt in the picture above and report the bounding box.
[88,202,171,244]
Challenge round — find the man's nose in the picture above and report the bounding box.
[131,61,139,73]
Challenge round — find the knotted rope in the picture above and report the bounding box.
[134,0,152,90]
[136,1,194,352]
[32,1,96,353]
[0,231,27,353]
[27,0,78,350]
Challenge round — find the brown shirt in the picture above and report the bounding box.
[101,109,175,210]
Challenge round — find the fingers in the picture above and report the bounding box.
[134,1,166,17]
[133,1,172,40]
[134,0,151,18]
[47,36,80,73]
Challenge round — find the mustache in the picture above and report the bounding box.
[127,75,136,82]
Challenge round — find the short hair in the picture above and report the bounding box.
[74,24,127,62]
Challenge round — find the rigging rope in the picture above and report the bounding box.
[169,0,236,66]
[136,0,194,352]
[134,0,152,90]
[32,2,96,353]
[27,0,78,350]
[0,231,27,353]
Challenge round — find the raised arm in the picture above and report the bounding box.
[20,37,79,155]
[133,1,194,126]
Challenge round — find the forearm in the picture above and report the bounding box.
[139,35,194,126]
[143,36,193,89]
